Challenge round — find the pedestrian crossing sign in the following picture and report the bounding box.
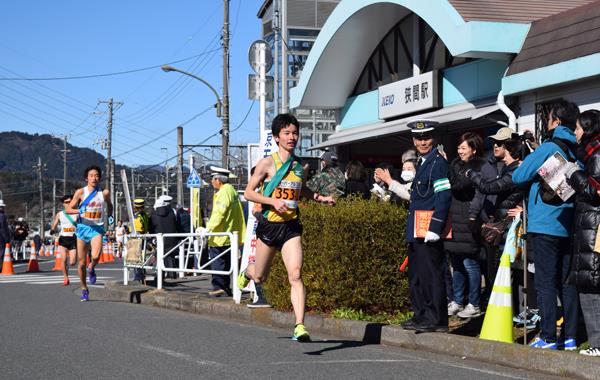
[186,168,201,188]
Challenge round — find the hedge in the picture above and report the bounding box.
[263,197,410,315]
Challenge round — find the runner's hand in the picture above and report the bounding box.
[271,199,288,213]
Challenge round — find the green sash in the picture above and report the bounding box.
[62,210,78,227]
[262,153,297,217]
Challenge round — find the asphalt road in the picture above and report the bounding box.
[1,260,564,380]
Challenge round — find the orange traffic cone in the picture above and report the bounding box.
[38,244,45,257]
[1,243,15,275]
[26,242,40,273]
[53,240,59,256]
[52,249,63,271]
[107,243,115,262]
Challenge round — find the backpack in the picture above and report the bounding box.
[539,138,576,205]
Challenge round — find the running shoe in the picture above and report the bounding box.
[88,267,97,285]
[529,338,557,350]
[80,289,89,302]
[237,270,250,289]
[580,347,600,357]
[292,324,310,342]
[63,277,70,286]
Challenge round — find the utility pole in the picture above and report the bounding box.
[177,126,183,206]
[34,157,46,240]
[273,0,280,114]
[99,98,123,202]
[281,0,288,112]
[61,135,70,195]
[131,168,136,200]
[222,0,230,169]
[52,179,56,217]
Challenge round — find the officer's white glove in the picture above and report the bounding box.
[196,227,208,238]
[424,231,440,243]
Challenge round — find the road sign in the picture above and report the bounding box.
[248,74,274,101]
[186,168,201,188]
[248,40,273,74]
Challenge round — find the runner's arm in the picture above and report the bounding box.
[50,213,60,232]
[244,158,278,204]
[65,189,83,215]
[103,189,113,217]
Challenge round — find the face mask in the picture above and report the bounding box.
[401,170,415,182]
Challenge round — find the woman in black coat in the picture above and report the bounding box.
[343,160,370,199]
[566,109,600,356]
[445,132,486,319]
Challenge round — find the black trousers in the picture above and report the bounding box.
[408,240,448,327]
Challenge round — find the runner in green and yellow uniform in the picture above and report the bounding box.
[241,113,335,342]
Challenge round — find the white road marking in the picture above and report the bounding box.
[136,343,223,367]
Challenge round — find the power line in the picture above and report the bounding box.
[0,48,222,81]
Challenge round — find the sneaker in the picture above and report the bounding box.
[88,268,97,285]
[208,289,227,297]
[563,338,577,351]
[292,324,310,342]
[457,303,481,319]
[80,289,89,302]
[580,347,600,356]
[513,310,528,324]
[63,277,70,286]
[525,313,541,329]
[237,270,250,289]
[529,337,557,350]
[448,301,463,316]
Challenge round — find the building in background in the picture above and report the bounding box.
[257,0,341,158]
[289,0,600,166]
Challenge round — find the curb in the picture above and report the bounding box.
[97,282,598,380]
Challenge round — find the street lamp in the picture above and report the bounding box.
[161,65,229,168]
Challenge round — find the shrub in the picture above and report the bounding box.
[264,196,410,315]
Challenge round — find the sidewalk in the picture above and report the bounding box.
[95,278,599,380]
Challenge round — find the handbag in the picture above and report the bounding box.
[481,217,508,245]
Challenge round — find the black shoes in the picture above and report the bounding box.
[414,324,449,333]
[401,318,420,330]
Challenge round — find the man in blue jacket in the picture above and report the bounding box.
[401,121,452,333]
[512,100,580,350]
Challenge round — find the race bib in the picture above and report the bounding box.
[273,180,302,209]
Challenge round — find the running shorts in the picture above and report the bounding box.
[58,236,77,250]
[75,224,105,244]
[255,217,302,252]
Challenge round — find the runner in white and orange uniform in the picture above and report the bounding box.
[115,220,126,258]
[51,195,79,286]
[65,165,113,302]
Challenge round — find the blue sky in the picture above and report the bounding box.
[0,0,262,168]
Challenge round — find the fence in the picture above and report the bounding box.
[122,231,240,304]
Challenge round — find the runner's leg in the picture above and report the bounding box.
[61,246,69,280]
[251,239,277,284]
[77,239,88,290]
[280,236,305,325]
[89,234,102,269]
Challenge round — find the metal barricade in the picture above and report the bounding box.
[122,231,240,304]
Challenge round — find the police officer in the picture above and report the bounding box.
[401,121,452,333]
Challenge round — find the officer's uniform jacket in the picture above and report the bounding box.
[406,147,452,243]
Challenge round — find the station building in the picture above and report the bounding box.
[289,0,600,165]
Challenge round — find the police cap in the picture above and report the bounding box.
[134,198,145,207]
[407,120,438,136]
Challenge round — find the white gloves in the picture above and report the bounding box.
[196,227,208,238]
[424,231,440,243]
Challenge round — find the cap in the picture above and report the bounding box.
[407,120,438,134]
[489,127,516,141]
[210,166,231,177]
[320,151,338,163]
[159,195,173,203]
[134,198,145,207]
[0,199,6,207]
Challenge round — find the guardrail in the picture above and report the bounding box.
[122,231,240,304]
